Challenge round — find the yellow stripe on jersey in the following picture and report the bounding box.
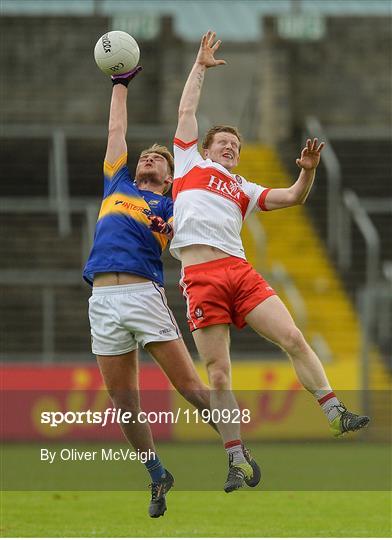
[104,152,128,178]
[167,216,174,225]
[97,194,170,251]
[98,193,151,224]
[152,231,168,251]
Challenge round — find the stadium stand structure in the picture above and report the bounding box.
[301,138,391,370]
[303,139,392,296]
[1,137,390,370]
[0,212,90,356]
[2,138,50,196]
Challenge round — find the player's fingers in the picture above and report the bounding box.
[311,138,318,151]
[317,142,325,152]
[209,31,217,46]
[306,139,312,150]
[201,33,207,47]
[215,59,227,66]
[296,158,302,167]
[212,39,222,52]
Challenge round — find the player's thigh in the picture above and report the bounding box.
[145,338,205,390]
[192,324,231,367]
[245,295,298,346]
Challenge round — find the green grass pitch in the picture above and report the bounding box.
[2,490,390,537]
[1,442,391,537]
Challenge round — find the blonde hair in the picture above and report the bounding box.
[202,125,242,151]
[140,143,174,177]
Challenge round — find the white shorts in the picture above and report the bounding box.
[88,282,181,355]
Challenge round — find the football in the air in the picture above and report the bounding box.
[94,31,140,76]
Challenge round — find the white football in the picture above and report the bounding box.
[94,31,140,76]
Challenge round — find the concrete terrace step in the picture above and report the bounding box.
[0,213,84,269]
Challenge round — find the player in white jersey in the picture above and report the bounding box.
[164,32,370,492]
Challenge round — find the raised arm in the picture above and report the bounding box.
[175,31,226,143]
[263,138,325,210]
[105,67,142,165]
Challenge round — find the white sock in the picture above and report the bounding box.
[224,439,246,466]
[315,390,341,422]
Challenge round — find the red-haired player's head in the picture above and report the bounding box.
[202,125,241,172]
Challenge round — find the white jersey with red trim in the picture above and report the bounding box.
[170,137,271,261]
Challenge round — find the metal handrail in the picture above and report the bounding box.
[337,189,383,413]
[360,197,392,214]
[304,116,342,257]
[342,189,380,289]
[0,196,100,212]
[0,269,82,285]
[51,128,71,237]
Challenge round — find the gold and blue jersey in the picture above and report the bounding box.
[83,153,173,286]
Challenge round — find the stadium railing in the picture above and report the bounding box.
[304,117,392,379]
[304,116,343,257]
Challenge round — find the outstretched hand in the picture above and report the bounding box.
[196,31,226,69]
[296,138,325,170]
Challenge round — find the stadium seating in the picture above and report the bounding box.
[2,138,49,196]
[305,139,392,295]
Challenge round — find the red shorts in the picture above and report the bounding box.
[179,256,276,331]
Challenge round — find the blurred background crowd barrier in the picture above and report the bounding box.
[0,0,391,441]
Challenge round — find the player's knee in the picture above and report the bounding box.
[280,326,307,355]
[207,365,230,390]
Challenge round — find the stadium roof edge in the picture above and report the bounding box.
[1,0,391,42]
